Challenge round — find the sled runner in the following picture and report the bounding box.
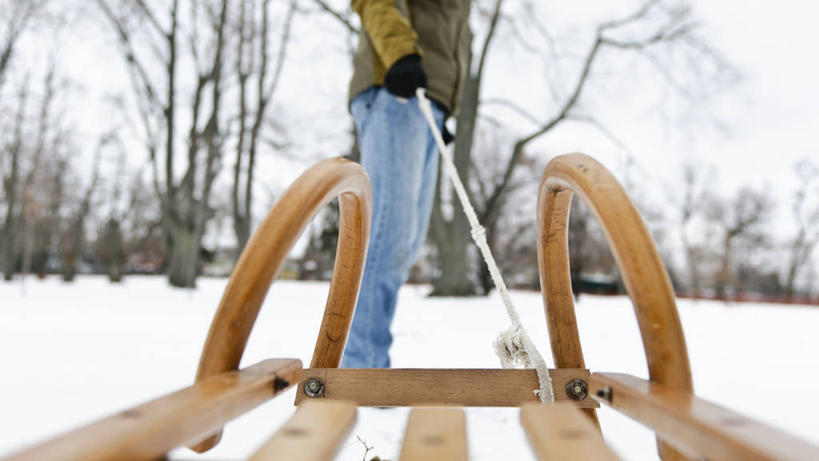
[5,154,819,461]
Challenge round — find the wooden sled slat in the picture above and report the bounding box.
[520,402,620,461]
[249,400,356,461]
[590,372,819,461]
[2,359,301,461]
[294,368,598,408]
[400,408,468,461]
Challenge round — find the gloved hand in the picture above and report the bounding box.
[442,124,455,145]
[384,54,428,99]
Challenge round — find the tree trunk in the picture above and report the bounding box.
[716,235,732,299]
[61,250,77,282]
[429,159,477,296]
[61,216,84,282]
[1,217,17,280]
[429,48,479,297]
[680,224,701,297]
[167,223,200,288]
[1,182,18,280]
[233,219,251,259]
[429,211,476,296]
[1,85,25,281]
[684,245,700,297]
[102,218,125,283]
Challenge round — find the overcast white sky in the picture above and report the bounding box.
[10,0,819,246]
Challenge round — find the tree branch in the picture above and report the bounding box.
[96,0,162,113]
[475,0,504,84]
[599,0,660,30]
[263,0,297,104]
[481,0,690,222]
[312,0,358,35]
[567,114,635,157]
[0,0,41,90]
[480,97,542,126]
[133,0,168,38]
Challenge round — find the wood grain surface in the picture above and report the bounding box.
[293,368,598,408]
[2,359,301,461]
[249,400,356,461]
[537,153,693,458]
[590,372,819,461]
[400,408,468,461]
[191,158,371,451]
[520,402,621,461]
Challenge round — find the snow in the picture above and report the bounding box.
[1,276,818,460]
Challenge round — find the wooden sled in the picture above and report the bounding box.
[4,154,819,461]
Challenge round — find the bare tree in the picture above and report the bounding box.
[295,0,366,279]
[96,136,130,282]
[232,0,297,257]
[61,136,106,282]
[707,186,772,298]
[481,1,724,247]
[120,168,164,274]
[0,0,51,281]
[0,0,46,91]
[0,81,28,280]
[429,0,731,295]
[97,0,231,287]
[18,55,58,279]
[429,0,501,296]
[677,162,714,296]
[783,160,819,298]
[464,127,539,293]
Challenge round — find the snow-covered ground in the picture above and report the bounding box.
[1,276,818,460]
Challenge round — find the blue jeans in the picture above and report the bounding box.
[341,87,445,368]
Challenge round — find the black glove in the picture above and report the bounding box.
[442,124,455,145]
[384,54,428,99]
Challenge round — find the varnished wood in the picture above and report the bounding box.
[192,158,371,451]
[293,368,599,408]
[537,153,692,458]
[8,155,819,461]
[249,400,356,461]
[589,372,819,461]
[2,359,301,461]
[520,402,621,461]
[400,408,468,461]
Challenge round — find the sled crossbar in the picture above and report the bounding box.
[589,373,819,461]
[293,368,598,408]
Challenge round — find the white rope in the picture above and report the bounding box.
[416,88,554,403]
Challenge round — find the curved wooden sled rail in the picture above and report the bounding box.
[191,157,371,452]
[537,153,693,460]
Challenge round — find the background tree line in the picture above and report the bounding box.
[1,0,817,302]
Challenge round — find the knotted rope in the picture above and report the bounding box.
[416,88,554,402]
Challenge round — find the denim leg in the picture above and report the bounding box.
[342,87,444,368]
[410,124,441,258]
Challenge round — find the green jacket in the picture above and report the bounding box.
[350,0,471,115]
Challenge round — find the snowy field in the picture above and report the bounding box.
[1,276,818,460]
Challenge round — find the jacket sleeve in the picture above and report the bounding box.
[352,0,422,70]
